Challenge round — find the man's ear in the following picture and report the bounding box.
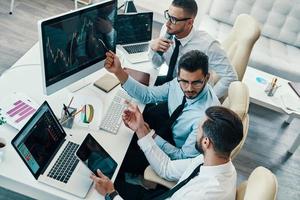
[202,137,210,148]
[206,73,210,81]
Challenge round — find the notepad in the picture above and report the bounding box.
[93,73,120,93]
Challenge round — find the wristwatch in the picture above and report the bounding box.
[105,190,119,200]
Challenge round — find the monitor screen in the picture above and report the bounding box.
[116,12,153,45]
[38,0,117,95]
[12,102,66,179]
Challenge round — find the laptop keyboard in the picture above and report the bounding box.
[124,43,149,54]
[47,141,79,183]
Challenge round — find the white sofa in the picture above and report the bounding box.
[136,0,300,81]
[198,0,300,81]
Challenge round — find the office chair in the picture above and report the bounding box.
[209,14,261,85]
[144,81,250,188]
[236,166,278,200]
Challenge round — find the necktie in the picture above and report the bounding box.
[152,163,203,200]
[166,38,181,82]
[155,96,186,143]
[167,96,186,127]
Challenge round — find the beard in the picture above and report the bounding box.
[195,136,204,154]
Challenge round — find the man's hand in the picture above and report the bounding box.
[122,102,150,138]
[150,37,173,53]
[90,169,115,196]
[104,51,128,83]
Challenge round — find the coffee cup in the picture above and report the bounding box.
[0,137,7,163]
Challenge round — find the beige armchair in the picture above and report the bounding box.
[144,81,250,189]
[236,166,278,200]
[209,14,261,85]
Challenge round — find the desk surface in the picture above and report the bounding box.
[242,66,300,117]
[0,42,158,200]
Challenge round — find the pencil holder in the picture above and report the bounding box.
[60,107,76,129]
[264,82,279,96]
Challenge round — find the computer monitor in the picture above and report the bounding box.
[38,0,117,95]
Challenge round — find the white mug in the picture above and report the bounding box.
[0,137,7,163]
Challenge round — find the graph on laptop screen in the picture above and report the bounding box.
[38,0,117,95]
[116,12,153,45]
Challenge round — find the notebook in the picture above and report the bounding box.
[288,82,300,98]
[116,12,153,63]
[11,101,92,198]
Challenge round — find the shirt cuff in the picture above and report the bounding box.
[153,134,167,148]
[137,130,156,152]
[122,76,135,90]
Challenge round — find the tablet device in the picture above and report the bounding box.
[76,134,117,179]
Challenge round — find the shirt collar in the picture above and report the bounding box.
[175,26,195,47]
[199,161,235,177]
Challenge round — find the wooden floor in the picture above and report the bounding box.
[1,0,300,199]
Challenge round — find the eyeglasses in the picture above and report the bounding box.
[164,10,191,25]
[177,77,206,88]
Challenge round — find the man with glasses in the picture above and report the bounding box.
[150,0,237,98]
[104,50,220,176]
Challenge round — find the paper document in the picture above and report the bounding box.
[280,94,300,113]
[0,93,38,130]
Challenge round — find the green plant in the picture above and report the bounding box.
[0,108,6,125]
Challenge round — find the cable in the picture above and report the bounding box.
[0,64,40,78]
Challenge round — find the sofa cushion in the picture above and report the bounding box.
[199,15,300,81]
[208,0,300,48]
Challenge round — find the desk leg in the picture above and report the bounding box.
[9,0,15,14]
[75,0,78,9]
[285,115,294,124]
[288,133,300,154]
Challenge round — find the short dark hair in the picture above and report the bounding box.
[178,50,209,75]
[172,0,198,17]
[202,106,243,158]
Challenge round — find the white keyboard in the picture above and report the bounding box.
[100,90,132,134]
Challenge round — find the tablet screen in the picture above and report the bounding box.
[76,134,117,179]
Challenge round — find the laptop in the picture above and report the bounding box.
[11,101,93,198]
[116,12,153,63]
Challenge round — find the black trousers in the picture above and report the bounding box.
[117,102,174,177]
[115,178,168,200]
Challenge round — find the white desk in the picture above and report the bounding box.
[0,42,158,199]
[242,67,300,154]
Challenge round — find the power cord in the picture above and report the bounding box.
[0,64,40,78]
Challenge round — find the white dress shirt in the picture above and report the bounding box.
[149,24,238,98]
[113,133,237,200]
[138,133,237,200]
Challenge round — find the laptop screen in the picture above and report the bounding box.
[12,101,66,179]
[116,12,153,45]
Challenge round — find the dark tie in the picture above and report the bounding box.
[155,96,186,142]
[152,163,203,200]
[167,96,186,127]
[166,38,181,82]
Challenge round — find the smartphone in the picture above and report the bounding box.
[76,134,117,179]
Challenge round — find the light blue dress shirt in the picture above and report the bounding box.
[122,76,220,159]
[149,24,238,98]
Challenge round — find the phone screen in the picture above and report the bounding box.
[76,134,117,179]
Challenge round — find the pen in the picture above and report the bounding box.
[67,97,74,108]
[98,38,109,52]
[63,104,71,116]
[60,107,83,125]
